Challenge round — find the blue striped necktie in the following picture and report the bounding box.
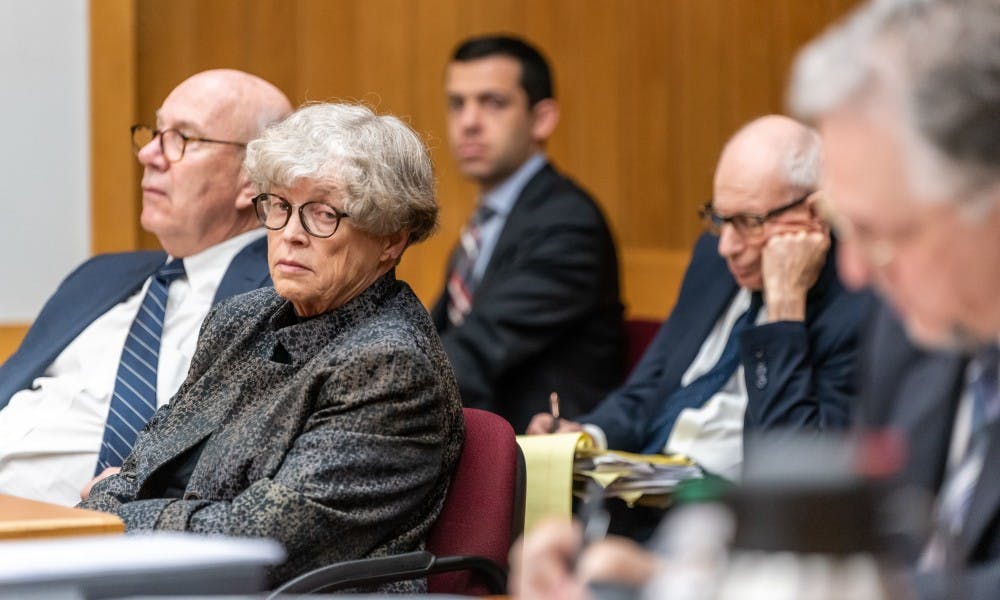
[95,259,186,472]
[924,346,1000,566]
[642,292,763,454]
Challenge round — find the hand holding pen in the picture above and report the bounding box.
[524,392,584,434]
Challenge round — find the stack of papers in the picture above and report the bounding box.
[574,448,704,507]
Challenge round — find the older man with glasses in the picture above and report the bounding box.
[0,69,291,505]
[526,114,871,481]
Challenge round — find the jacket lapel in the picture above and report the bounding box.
[46,253,166,359]
[476,164,555,289]
[649,234,738,396]
[213,235,271,304]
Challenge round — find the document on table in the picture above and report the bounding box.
[574,448,703,506]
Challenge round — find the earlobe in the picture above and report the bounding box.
[234,173,256,210]
[382,231,411,262]
[531,99,560,142]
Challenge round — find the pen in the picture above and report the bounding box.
[549,391,561,433]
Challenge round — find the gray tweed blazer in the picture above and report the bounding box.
[79,271,464,589]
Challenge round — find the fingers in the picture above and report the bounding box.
[526,414,584,435]
[558,420,584,433]
[765,229,829,253]
[527,413,556,434]
[576,537,660,587]
[511,518,587,600]
[80,467,120,501]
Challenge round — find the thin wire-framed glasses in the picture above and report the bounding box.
[130,124,246,163]
[699,193,812,237]
[252,193,351,239]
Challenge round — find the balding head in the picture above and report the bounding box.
[137,69,292,257]
[174,69,292,143]
[714,115,822,199]
[710,115,825,291]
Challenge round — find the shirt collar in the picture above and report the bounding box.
[170,228,266,298]
[480,153,547,216]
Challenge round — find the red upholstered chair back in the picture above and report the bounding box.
[426,408,525,595]
[624,319,662,377]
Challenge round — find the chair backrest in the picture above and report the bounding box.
[426,408,526,595]
[625,318,662,377]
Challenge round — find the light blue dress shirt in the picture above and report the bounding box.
[470,153,547,281]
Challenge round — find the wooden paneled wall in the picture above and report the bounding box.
[89,0,859,329]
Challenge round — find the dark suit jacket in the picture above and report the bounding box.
[859,303,1000,599]
[0,236,271,410]
[583,233,869,454]
[79,273,465,590]
[432,163,625,432]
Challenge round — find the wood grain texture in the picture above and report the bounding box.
[0,325,29,364]
[87,0,861,321]
[90,0,139,255]
[0,494,124,540]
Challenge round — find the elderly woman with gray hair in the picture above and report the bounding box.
[80,103,464,590]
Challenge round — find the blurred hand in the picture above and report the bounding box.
[577,536,660,587]
[761,230,829,321]
[80,466,119,501]
[511,518,661,599]
[526,413,584,435]
[510,518,588,600]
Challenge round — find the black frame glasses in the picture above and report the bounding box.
[130,124,246,163]
[252,193,351,239]
[699,193,812,237]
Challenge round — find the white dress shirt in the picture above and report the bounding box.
[0,229,265,506]
[585,289,766,480]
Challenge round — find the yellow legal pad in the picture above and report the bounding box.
[515,432,594,533]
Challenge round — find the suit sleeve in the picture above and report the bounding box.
[576,234,718,452]
[0,254,156,410]
[81,330,454,579]
[438,192,617,414]
[580,319,673,452]
[737,290,871,433]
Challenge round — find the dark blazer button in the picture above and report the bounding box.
[754,362,768,389]
[123,473,136,482]
[183,491,201,500]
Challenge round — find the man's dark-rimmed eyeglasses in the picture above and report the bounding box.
[699,193,812,237]
[130,124,246,163]
[252,193,351,239]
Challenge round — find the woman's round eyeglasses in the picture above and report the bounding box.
[252,193,350,238]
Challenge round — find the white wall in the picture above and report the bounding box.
[0,0,90,322]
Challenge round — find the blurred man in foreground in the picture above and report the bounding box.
[792,0,1000,596]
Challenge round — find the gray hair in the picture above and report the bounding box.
[789,0,1000,202]
[244,103,438,243]
[783,126,823,192]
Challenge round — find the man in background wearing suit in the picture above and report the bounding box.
[789,0,1000,596]
[0,69,291,505]
[432,35,624,432]
[528,115,870,480]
